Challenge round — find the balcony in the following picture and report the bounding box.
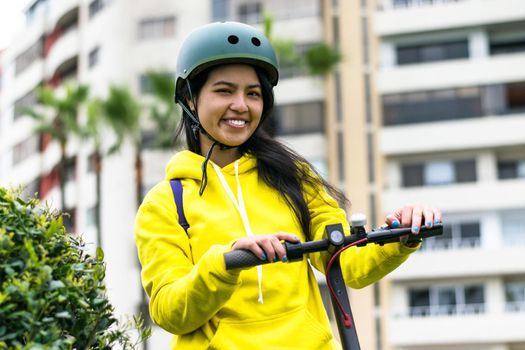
[384,177,525,213]
[45,30,79,83]
[387,243,525,280]
[380,114,525,156]
[375,0,525,37]
[47,0,80,33]
[377,51,525,94]
[389,305,525,345]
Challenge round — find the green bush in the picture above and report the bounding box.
[0,187,150,349]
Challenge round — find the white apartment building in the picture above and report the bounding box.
[376,0,525,349]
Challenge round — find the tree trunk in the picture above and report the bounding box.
[59,143,67,213]
[135,143,143,209]
[135,141,151,350]
[94,149,103,249]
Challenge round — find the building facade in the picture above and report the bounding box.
[375,0,525,349]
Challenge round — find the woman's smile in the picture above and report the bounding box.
[223,119,248,128]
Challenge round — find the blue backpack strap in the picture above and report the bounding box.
[169,179,189,233]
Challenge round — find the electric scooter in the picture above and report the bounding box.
[224,214,443,350]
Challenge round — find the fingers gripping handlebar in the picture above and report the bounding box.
[224,224,443,270]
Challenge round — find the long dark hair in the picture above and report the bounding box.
[175,65,349,239]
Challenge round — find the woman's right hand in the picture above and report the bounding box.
[231,233,300,263]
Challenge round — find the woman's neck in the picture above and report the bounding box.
[201,144,241,168]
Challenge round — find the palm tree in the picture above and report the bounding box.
[95,86,143,209]
[263,14,341,76]
[143,71,180,150]
[25,84,89,213]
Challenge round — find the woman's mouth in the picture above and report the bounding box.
[224,119,247,127]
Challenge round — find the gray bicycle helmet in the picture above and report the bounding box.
[174,21,279,101]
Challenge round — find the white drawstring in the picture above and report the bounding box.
[212,161,264,304]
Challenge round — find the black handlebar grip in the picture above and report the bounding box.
[224,249,269,270]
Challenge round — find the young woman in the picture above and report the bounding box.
[135,21,441,349]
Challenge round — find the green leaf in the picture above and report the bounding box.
[96,247,104,261]
[49,280,65,290]
[55,311,71,319]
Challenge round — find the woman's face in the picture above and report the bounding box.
[194,64,264,152]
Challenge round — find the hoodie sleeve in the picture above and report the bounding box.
[305,182,419,289]
[134,181,241,335]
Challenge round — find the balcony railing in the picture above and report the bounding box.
[378,0,465,11]
[503,236,525,247]
[408,303,485,317]
[505,301,525,313]
[420,237,481,251]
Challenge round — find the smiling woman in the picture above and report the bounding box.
[134,21,441,350]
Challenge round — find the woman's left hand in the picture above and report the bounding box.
[384,204,442,247]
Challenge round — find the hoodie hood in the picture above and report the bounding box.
[165,150,257,181]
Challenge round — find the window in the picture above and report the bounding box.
[15,38,44,76]
[397,40,468,65]
[237,2,262,24]
[212,0,230,21]
[274,101,324,135]
[409,288,430,316]
[88,47,100,68]
[408,284,485,317]
[14,88,39,120]
[498,159,525,179]
[86,206,98,228]
[65,157,77,182]
[424,161,454,185]
[26,0,49,25]
[505,281,525,312]
[402,159,476,187]
[490,29,525,55]
[506,82,525,113]
[502,210,525,246]
[382,87,481,125]
[12,135,40,166]
[89,0,111,18]
[138,17,175,40]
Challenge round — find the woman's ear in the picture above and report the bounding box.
[185,98,196,113]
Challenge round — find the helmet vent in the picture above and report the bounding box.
[251,37,261,47]
[227,35,239,44]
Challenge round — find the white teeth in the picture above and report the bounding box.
[226,119,246,126]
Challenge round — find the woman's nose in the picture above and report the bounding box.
[229,93,248,113]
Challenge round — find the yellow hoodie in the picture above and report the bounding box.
[135,150,418,349]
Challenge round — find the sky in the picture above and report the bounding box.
[0,1,28,51]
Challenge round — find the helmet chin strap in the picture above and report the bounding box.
[178,79,239,151]
[177,80,241,195]
[177,100,237,151]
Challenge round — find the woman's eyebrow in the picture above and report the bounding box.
[212,80,261,89]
